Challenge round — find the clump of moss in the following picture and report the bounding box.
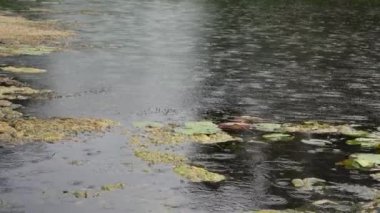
[0,86,48,100]
[134,149,186,165]
[100,183,125,191]
[11,117,117,142]
[134,122,238,146]
[173,164,226,183]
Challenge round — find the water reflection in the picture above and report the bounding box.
[0,0,379,212]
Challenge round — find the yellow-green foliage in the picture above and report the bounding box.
[11,118,117,142]
[100,183,125,191]
[134,149,186,165]
[1,66,46,74]
[173,164,226,183]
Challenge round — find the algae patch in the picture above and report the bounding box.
[134,149,186,165]
[132,121,238,145]
[10,117,117,142]
[0,14,71,56]
[1,66,46,74]
[173,164,226,183]
[101,183,125,191]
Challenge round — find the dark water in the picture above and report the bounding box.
[1,0,380,212]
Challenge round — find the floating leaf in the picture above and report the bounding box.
[173,164,226,182]
[312,199,339,206]
[338,153,380,170]
[252,123,282,132]
[262,133,294,142]
[339,126,369,137]
[175,121,221,135]
[291,177,326,191]
[346,138,380,148]
[301,139,332,146]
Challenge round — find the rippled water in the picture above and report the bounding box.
[1,0,380,212]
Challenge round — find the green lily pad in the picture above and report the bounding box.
[1,66,46,74]
[346,138,380,148]
[339,126,369,137]
[301,139,332,146]
[252,123,282,132]
[132,121,163,129]
[174,121,221,135]
[262,133,294,142]
[338,153,380,170]
[173,164,226,182]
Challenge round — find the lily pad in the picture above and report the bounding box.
[339,126,369,137]
[301,139,332,146]
[291,177,326,191]
[175,121,221,135]
[173,164,226,182]
[252,123,282,132]
[262,133,294,142]
[346,138,380,148]
[338,153,380,170]
[1,66,46,74]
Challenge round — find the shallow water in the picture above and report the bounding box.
[1,0,380,212]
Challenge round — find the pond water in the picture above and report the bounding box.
[1,0,380,212]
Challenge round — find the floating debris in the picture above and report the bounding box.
[301,139,332,146]
[10,117,117,142]
[1,66,46,74]
[100,183,125,191]
[132,121,238,145]
[252,123,282,132]
[134,149,186,165]
[0,86,49,100]
[174,121,221,135]
[0,45,59,56]
[291,177,326,191]
[173,164,226,183]
[346,138,380,148]
[337,153,380,171]
[262,133,294,142]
